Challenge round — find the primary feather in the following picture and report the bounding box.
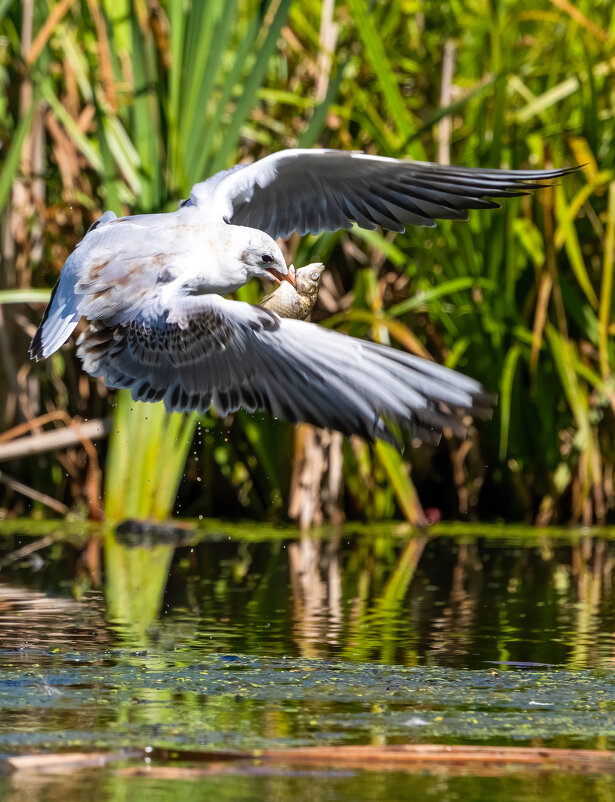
[75,293,493,445]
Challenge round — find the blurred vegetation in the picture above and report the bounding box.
[0,0,614,526]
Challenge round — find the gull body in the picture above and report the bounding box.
[30,148,576,444]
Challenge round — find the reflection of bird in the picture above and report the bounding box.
[30,148,575,444]
[260,263,325,320]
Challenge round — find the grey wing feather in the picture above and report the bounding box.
[85,209,117,234]
[76,293,494,444]
[194,148,578,239]
[29,210,120,359]
[29,211,190,360]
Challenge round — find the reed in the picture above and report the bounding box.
[0,0,613,525]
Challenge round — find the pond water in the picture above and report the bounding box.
[0,520,614,801]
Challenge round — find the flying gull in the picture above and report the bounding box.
[30,149,575,444]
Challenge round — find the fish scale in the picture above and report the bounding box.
[259,263,325,320]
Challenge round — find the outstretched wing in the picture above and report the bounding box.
[191,148,577,239]
[29,210,196,360]
[77,293,493,444]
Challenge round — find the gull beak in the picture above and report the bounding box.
[266,265,296,287]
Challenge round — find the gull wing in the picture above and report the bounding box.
[192,148,578,239]
[77,292,493,444]
[29,211,193,360]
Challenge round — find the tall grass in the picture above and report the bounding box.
[0,0,613,524]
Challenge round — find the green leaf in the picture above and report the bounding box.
[0,289,52,304]
[375,441,424,525]
[0,101,35,213]
[388,277,496,318]
[554,185,598,308]
[347,0,418,149]
[499,343,523,461]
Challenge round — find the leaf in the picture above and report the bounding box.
[347,0,418,148]
[554,184,598,308]
[374,441,425,525]
[499,344,523,461]
[0,289,51,305]
[0,102,35,212]
[324,309,432,359]
[388,278,496,318]
[206,0,293,177]
[599,182,615,378]
[0,0,16,24]
[513,55,615,123]
[41,81,102,170]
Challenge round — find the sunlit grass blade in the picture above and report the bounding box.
[598,181,615,378]
[192,13,261,181]
[41,80,102,170]
[346,0,418,149]
[0,102,35,212]
[104,391,197,522]
[0,288,51,304]
[499,343,523,461]
[206,0,293,177]
[181,0,237,175]
[388,277,496,318]
[374,441,425,525]
[554,184,598,308]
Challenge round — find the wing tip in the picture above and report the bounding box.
[28,328,44,361]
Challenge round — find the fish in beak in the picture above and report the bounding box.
[266,264,296,287]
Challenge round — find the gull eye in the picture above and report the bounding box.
[261,253,274,264]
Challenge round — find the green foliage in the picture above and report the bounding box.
[104,527,174,641]
[105,392,198,521]
[1,0,614,524]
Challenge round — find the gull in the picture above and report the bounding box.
[30,149,575,444]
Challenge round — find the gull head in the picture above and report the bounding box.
[237,228,295,287]
[209,226,295,293]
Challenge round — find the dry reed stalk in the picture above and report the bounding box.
[437,40,456,166]
[0,418,110,461]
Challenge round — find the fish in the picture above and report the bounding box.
[259,263,325,320]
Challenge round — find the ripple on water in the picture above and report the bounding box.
[0,525,615,800]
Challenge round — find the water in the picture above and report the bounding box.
[0,521,614,800]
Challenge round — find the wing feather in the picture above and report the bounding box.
[29,210,205,359]
[190,148,579,239]
[76,293,494,444]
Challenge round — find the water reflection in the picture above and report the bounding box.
[1,524,615,669]
[3,762,615,802]
[105,524,176,643]
[0,582,106,654]
[0,524,615,796]
[288,537,343,657]
[214,532,615,669]
[98,525,615,670]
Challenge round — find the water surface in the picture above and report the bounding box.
[0,521,614,801]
